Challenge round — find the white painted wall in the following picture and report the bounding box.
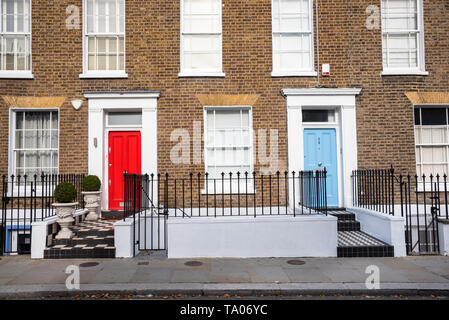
[167,215,338,258]
[347,207,406,257]
[438,219,449,256]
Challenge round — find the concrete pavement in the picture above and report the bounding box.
[0,255,448,298]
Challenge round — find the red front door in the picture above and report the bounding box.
[108,131,141,210]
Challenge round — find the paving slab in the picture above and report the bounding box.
[0,255,448,297]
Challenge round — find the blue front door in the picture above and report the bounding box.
[303,129,339,207]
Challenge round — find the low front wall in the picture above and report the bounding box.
[347,207,406,257]
[167,215,338,259]
[438,218,449,256]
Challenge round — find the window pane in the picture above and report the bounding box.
[414,108,420,125]
[421,108,447,126]
[108,112,142,126]
[206,109,251,179]
[420,127,447,144]
[302,110,335,122]
[183,34,220,70]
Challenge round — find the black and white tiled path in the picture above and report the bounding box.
[44,220,116,259]
[329,210,394,257]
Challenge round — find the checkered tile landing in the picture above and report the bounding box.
[44,219,116,259]
[329,210,394,257]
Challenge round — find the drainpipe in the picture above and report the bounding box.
[315,0,321,88]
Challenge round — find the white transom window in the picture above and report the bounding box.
[381,0,426,74]
[205,108,253,183]
[272,0,315,76]
[0,0,32,78]
[10,110,59,178]
[81,0,126,78]
[414,106,449,177]
[180,0,223,77]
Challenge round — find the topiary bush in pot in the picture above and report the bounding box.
[82,175,102,221]
[82,175,101,192]
[52,182,78,239]
[54,182,77,203]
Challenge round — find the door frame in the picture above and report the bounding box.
[105,128,142,211]
[85,91,160,211]
[303,126,340,208]
[282,88,361,209]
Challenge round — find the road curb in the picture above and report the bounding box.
[0,283,448,298]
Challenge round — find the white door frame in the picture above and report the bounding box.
[282,88,361,208]
[84,91,160,211]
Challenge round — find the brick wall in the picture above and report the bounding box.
[0,0,448,179]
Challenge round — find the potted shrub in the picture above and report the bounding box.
[53,182,78,239]
[82,175,102,221]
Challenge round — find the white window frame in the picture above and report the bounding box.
[203,106,254,194]
[8,108,59,195]
[80,0,127,79]
[179,0,225,78]
[381,0,428,76]
[0,0,33,79]
[414,105,449,191]
[271,0,316,77]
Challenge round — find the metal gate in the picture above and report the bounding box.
[124,173,168,257]
[399,174,442,255]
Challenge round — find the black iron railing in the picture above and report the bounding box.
[124,170,328,220]
[1,173,85,255]
[352,168,446,254]
[123,170,328,256]
[352,167,395,215]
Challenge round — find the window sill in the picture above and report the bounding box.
[178,71,225,78]
[79,72,128,79]
[271,71,317,77]
[381,70,429,76]
[0,72,34,79]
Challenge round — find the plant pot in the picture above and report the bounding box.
[52,202,78,239]
[82,191,101,221]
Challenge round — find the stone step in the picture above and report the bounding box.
[44,219,116,259]
[329,211,356,221]
[44,246,115,259]
[51,235,114,247]
[337,231,394,257]
[337,220,361,232]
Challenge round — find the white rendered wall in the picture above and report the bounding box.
[347,207,406,257]
[438,219,449,256]
[167,215,338,258]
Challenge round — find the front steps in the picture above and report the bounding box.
[329,210,394,257]
[44,220,116,259]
